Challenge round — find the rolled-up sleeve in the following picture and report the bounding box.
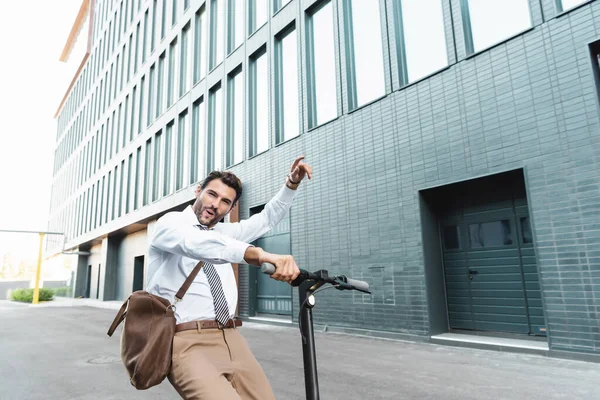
[151,213,251,264]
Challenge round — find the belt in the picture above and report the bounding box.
[175,319,242,332]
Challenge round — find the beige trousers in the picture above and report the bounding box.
[168,327,276,400]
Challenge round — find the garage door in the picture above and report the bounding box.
[440,173,545,335]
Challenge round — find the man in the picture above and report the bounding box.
[146,156,313,400]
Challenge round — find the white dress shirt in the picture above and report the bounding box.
[146,184,296,323]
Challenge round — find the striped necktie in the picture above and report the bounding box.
[198,225,231,326]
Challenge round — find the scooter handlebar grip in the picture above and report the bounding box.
[345,278,369,292]
[260,263,276,275]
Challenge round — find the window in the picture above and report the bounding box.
[274,0,291,14]
[394,0,448,84]
[148,64,155,127]
[208,84,223,170]
[469,220,513,248]
[172,0,178,26]
[153,130,162,201]
[210,0,225,69]
[126,154,133,213]
[307,2,338,128]
[151,0,157,52]
[227,69,244,167]
[168,39,178,107]
[134,22,140,73]
[144,138,152,205]
[557,0,588,12]
[344,0,385,109]
[157,52,166,118]
[142,10,148,63]
[190,99,205,184]
[250,49,269,156]
[249,0,268,34]
[134,147,142,210]
[275,26,299,143]
[161,0,167,39]
[194,7,207,83]
[180,23,191,96]
[138,76,145,135]
[462,0,531,54]
[176,111,188,190]
[163,121,174,196]
[228,0,244,53]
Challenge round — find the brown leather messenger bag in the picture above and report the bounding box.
[107,261,204,390]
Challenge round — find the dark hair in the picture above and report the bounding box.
[200,171,243,206]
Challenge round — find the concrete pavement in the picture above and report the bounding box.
[1,300,599,399]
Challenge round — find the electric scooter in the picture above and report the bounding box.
[260,263,371,400]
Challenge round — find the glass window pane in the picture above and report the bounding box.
[180,24,190,96]
[227,71,244,166]
[560,0,587,11]
[469,220,513,248]
[443,225,460,250]
[190,100,204,184]
[168,39,177,107]
[348,0,385,108]
[308,2,338,128]
[177,111,188,190]
[163,121,174,196]
[466,0,531,53]
[400,0,448,83]
[194,7,207,83]
[251,0,268,33]
[209,86,223,170]
[211,0,224,68]
[253,52,269,155]
[229,0,244,52]
[278,28,299,142]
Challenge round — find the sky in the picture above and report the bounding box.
[0,1,82,255]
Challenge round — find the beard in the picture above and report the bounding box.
[198,205,222,227]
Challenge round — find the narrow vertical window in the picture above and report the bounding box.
[395,0,448,84]
[275,26,299,143]
[180,23,191,97]
[138,76,145,135]
[208,84,223,171]
[228,0,244,53]
[134,22,140,73]
[153,130,163,201]
[210,0,225,69]
[144,138,152,205]
[176,110,188,190]
[119,160,126,217]
[161,0,167,40]
[172,0,178,26]
[190,99,205,184]
[163,121,174,196]
[126,154,133,213]
[250,48,269,156]
[227,69,244,167]
[307,2,338,128]
[148,64,155,127]
[462,0,531,54]
[142,10,148,63]
[345,0,385,109]
[151,0,157,52]
[194,6,207,83]
[168,39,178,107]
[157,52,166,118]
[249,0,268,34]
[134,146,142,210]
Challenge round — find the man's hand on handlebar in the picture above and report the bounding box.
[244,247,300,284]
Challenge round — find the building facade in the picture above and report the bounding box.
[50,0,600,358]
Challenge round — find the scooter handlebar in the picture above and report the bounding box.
[260,263,370,292]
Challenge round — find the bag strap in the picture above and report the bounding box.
[174,261,205,302]
[107,299,129,337]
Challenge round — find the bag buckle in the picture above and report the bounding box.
[168,297,181,312]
